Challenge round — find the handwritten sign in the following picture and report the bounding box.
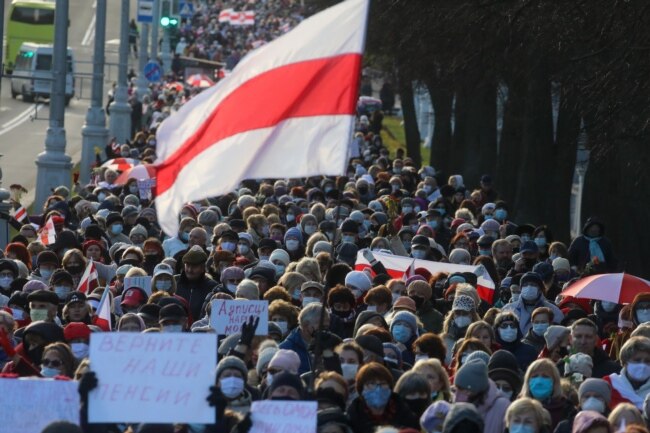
[250,401,317,433]
[89,333,217,423]
[210,300,268,335]
[137,178,156,200]
[0,379,79,433]
[124,275,152,295]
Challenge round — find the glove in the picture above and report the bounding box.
[235,412,253,433]
[362,249,377,264]
[78,371,98,398]
[239,315,259,347]
[309,330,342,353]
[207,385,228,418]
[0,328,16,358]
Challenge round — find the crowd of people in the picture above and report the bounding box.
[2,2,647,433]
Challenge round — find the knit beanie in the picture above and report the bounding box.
[454,359,489,393]
[313,241,333,255]
[268,349,301,374]
[220,266,245,285]
[420,400,451,433]
[407,280,432,300]
[215,355,248,380]
[284,227,303,245]
[23,279,48,294]
[268,372,304,397]
[129,224,148,238]
[269,249,290,266]
[256,346,279,377]
[344,270,372,292]
[578,378,611,405]
[465,350,491,366]
[390,310,418,335]
[449,248,471,265]
[565,353,593,378]
[544,325,570,350]
[452,295,475,312]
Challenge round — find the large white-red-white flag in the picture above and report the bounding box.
[355,251,497,303]
[154,0,369,237]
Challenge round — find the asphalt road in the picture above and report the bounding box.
[0,0,139,206]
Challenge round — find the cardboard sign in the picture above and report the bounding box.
[124,276,152,295]
[210,300,268,335]
[250,400,317,433]
[0,379,79,433]
[89,333,217,423]
[137,178,156,200]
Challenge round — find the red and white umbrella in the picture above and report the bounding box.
[115,164,157,184]
[186,73,214,88]
[101,158,140,172]
[165,81,185,92]
[561,273,650,304]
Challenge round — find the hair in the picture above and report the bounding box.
[298,302,327,327]
[492,239,512,256]
[151,271,177,295]
[117,313,146,331]
[335,341,364,365]
[305,232,328,257]
[505,397,551,430]
[442,308,481,339]
[532,307,554,322]
[125,266,148,279]
[412,333,447,363]
[355,362,393,394]
[413,358,451,401]
[451,338,492,373]
[483,307,501,326]
[548,241,568,258]
[608,403,644,430]
[296,258,322,283]
[631,323,650,339]
[467,321,496,345]
[364,285,392,307]
[395,370,431,397]
[0,310,16,332]
[278,272,308,295]
[521,358,563,400]
[315,371,349,400]
[386,279,406,294]
[620,336,650,366]
[560,378,579,407]
[5,242,32,270]
[43,342,77,378]
[62,248,87,269]
[242,207,261,221]
[247,214,267,231]
[571,317,599,334]
[268,299,299,329]
[263,286,291,304]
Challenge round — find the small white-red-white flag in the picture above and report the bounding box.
[218,8,233,23]
[155,0,369,237]
[13,204,27,223]
[92,288,112,331]
[39,217,56,245]
[402,259,416,282]
[77,260,99,294]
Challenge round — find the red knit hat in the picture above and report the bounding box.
[64,322,91,342]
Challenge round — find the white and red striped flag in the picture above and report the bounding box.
[92,288,112,331]
[218,8,233,22]
[13,204,27,223]
[355,250,497,303]
[154,0,369,237]
[39,217,56,245]
[402,259,416,282]
[229,11,255,26]
[77,260,99,294]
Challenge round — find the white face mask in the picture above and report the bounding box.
[274,264,286,277]
[220,376,245,399]
[454,316,472,328]
[71,342,90,360]
[238,244,250,255]
[340,363,359,382]
[304,225,317,235]
[499,327,518,343]
[637,309,650,324]
[302,296,319,307]
[226,283,238,293]
[161,324,183,333]
[274,320,288,336]
[0,276,13,289]
[412,249,427,259]
[285,240,300,251]
[156,280,172,291]
[627,362,650,382]
[581,396,605,413]
[341,235,355,244]
[415,354,429,363]
[221,242,236,252]
[366,305,377,312]
[521,285,539,301]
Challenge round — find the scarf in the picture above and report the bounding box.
[585,235,605,263]
[609,369,650,409]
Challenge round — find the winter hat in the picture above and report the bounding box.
[532,262,554,281]
[121,205,139,219]
[64,322,91,341]
[383,342,403,366]
[488,350,523,393]
[420,400,451,433]
[37,251,60,267]
[268,349,301,374]
[215,355,248,380]
[40,421,82,433]
[465,350,491,366]
[456,222,474,233]
[520,272,543,287]
[23,280,49,294]
[313,241,332,255]
[571,411,611,433]
[404,275,427,286]
[129,224,148,239]
[393,296,417,312]
[452,295,475,312]
[449,248,471,265]
[106,212,124,227]
[454,359,489,393]
[269,249,290,266]
[480,219,500,232]
[220,266,245,285]
[390,310,418,335]
[335,242,358,264]
[552,257,571,272]
[565,353,593,378]
[345,271,372,292]
[284,227,303,245]
[268,372,305,398]
[442,403,483,433]
[49,269,74,287]
[355,335,384,358]
[256,346,279,377]
[340,218,359,234]
[408,280,432,300]
[578,378,611,405]
[481,203,496,215]
[238,232,254,246]
[182,245,208,265]
[544,325,570,350]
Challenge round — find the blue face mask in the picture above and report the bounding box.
[529,376,554,400]
[494,209,508,221]
[484,215,494,220]
[532,323,549,337]
[479,249,491,257]
[436,208,446,216]
[510,423,535,433]
[427,220,438,230]
[111,224,123,235]
[180,232,190,242]
[40,366,60,378]
[362,387,391,409]
[392,324,412,344]
[534,237,547,247]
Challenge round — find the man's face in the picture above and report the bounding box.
[184,263,204,280]
[572,325,596,355]
[30,301,56,321]
[189,230,206,247]
[494,244,513,264]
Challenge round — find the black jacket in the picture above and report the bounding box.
[346,393,419,433]
[174,272,219,320]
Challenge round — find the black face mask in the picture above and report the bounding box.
[271,396,297,401]
[144,255,160,264]
[410,295,425,309]
[405,397,430,417]
[27,345,44,364]
[332,309,353,319]
[65,265,83,275]
[316,387,346,411]
[523,258,537,268]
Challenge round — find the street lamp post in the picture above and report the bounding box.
[80,0,109,185]
[108,0,133,144]
[150,0,160,61]
[136,22,150,101]
[34,0,72,210]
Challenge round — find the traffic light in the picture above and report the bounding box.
[160,16,178,27]
[160,0,179,27]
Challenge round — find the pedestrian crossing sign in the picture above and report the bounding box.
[178,1,194,18]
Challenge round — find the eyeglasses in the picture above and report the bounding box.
[499,323,517,329]
[364,382,389,390]
[42,358,63,368]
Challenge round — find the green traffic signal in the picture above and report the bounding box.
[161,16,170,26]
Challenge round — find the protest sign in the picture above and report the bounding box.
[210,300,268,335]
[89,333,217,423]
[137,178,156,200]
[124,275,152,295]
[0,379,79,433]
[250,400,317,433]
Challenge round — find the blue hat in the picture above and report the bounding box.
[284,227,303,245]
[520,240,539,254]
[390,310,418,335]
[533,262,554,280]
[521,272,543,287]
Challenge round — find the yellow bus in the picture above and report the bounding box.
[4,0,55,73]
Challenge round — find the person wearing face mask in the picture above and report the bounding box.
[555,378,613,433]
[405,280,443,334]
[0,259,18,300]
[283,227,305,261]
[158,304,188,333]
[163,217,198,258]
[522,307,554,352]
[604,336,650,410]
[394,371,432,419]
[389,311,418,365]
[568,217,618,273]
[326,286,357,339]
[299,213,319,242]
[279,302,330,375]
[236,232,256,262]
[504,397,552,433]
[522,358,575,429]
[105,212,131,245]
[502,272,564,335]
[339,219,359,248]
[493,311,539,371]
[1,320,64,376]
[246,213,269,247]
[487,349,523,402]
[452,359,510,433]
[29,251,60,285]
[346,362,419,433]
[213,356,258,416]
[63,322,91,362]
[128,224,148,249]
[40,342,76,378]
[269,248,290,280]
[27,289,60,324]
[218,266,244,296]
[299,281,324,308]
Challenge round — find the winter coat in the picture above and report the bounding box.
[523,328,547,352]
[541,396,576,430]
[475,380,511,433]
[495,332,539,371]
[278,327,311,375]
[162,236,188,258]
[346,393,419,433]
[174,273,218,321]
[417,300,444,334]
[590,347,620,379]
[605,368,650,410]
[567,218,618,272]
[502,297,564,335]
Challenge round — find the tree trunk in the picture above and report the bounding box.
[496,76,526,203]
[398,79,422,167]
[427,79,453,176]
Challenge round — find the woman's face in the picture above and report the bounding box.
[339,349,360,365]
[472,328,492,349]
[418,365,441,392]
[41,350,65,375]
[119,320,141,332]
[68,303,87,321]
[509,412,538,433]
[86,245,102,260]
